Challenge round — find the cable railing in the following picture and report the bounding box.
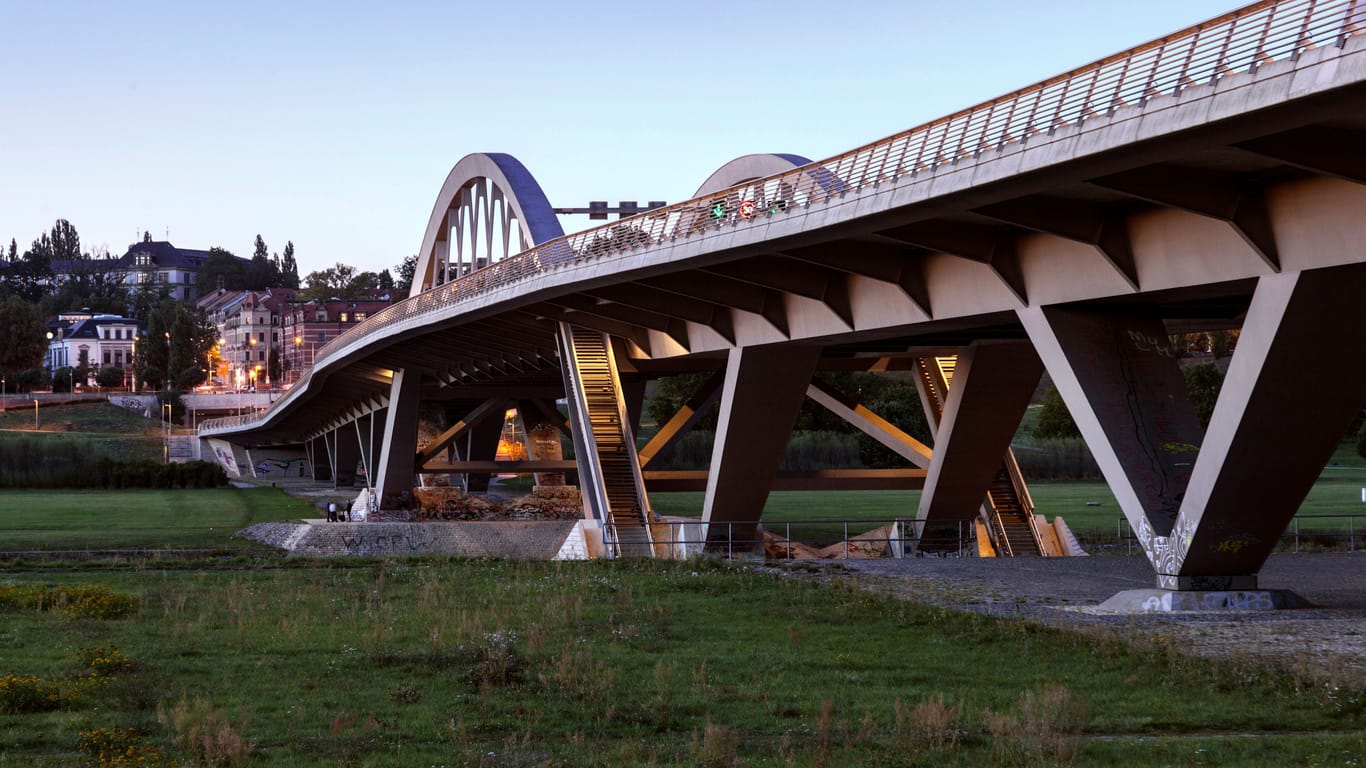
[204,0,1363,437]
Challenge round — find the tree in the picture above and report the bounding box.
[1033,386,1080,439]
[0,297,46,383]
[138,305,171,390]
[1184,363,1224,429]
[394,254,418,295]
[280,241,300,289]
[299,262,357,300]
[195,247,246,295]
[244,234,282,290]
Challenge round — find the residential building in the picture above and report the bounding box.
[45,311,142,388]
[48,240,250,301]
[281,297,392,384]
[198,288,297,390]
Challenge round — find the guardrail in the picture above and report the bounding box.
[605,519,970,559]
[1115,513,1364,553]
[205,0,1363,438]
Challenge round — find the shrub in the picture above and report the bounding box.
[96,366,126,389]
[158,696,254,767]
[467,630,523,689]
[77,727,163,768]
[0,674,62,714]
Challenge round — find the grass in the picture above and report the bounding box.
[0,557,1361,766]
[0,488,315,552]
[0,402,167,463]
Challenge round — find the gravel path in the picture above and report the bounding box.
[785,552,1366,687]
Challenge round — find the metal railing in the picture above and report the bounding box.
[1115,513,1364,553]
[204,0,1364,437]
[604,519,971,560]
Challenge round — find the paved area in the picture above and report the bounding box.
[813,552,1366,687]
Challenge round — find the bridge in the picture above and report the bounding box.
[203,0,1366,591]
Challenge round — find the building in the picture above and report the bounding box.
[281,297,392,384]
[48,240,250,301]
[198,288,297,390]
[45,311,142,388]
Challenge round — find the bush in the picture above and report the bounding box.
[51,365,81,393]
[78,726,164,768]
[96,366,126,389]
[0,439,228,489]
[15,368,46,392]
[0,674,62,714]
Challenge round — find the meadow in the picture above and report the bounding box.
[1,555,1363,767]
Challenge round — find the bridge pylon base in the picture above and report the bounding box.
[1098,588,1311,613]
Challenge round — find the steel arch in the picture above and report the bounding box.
[411,153,564,298]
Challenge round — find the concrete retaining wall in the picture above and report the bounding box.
[282,521,583,559]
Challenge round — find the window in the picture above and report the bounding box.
[258,332,265,342]
[339,313,348,322]
[316,331,325,343]
[354,312,366,321]
[114,350,123,366]
[103,350,111,365]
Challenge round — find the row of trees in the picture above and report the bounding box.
[0,293,218,394]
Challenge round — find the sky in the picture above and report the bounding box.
[1,0,1243,277]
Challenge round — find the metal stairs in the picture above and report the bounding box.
[561,324,654,556]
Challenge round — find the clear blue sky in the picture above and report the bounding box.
[1,0,1240,277]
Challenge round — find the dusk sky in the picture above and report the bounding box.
[2,0,1240,277]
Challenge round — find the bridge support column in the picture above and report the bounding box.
[1021,264,1366,588]
[308,435,332,482]
[331,426,362,488]
[702,344,822,551]
[465,414,505,493]
[375,369,421,509]
[1168,266,1366,587]
[916,341,1043,549]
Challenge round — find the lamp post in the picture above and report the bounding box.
[162,402,172,463]
[34,399,39,430]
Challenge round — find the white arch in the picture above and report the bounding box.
[411,153,563,298]
[692,153,814,197]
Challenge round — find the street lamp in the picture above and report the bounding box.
[33,399,39,430]
[2,375,6,414]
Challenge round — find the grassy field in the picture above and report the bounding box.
[0,557,1361,767]
[0,488,314,552]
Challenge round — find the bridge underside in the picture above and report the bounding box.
[202,24,1366,589]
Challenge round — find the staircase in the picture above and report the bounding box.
[986,466,1041,556]
[562,325,654,556]
[914,354,1043,557]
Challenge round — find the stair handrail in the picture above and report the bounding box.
[1003,449,1047,555]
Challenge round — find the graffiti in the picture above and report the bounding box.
[253,457,309,477]
[1127,330,1178,357]
[1213,532,1260,554]
[339,528,436,555]
[213,447,240,476]
[122,398,143,410]
[1141,590,1278,611]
